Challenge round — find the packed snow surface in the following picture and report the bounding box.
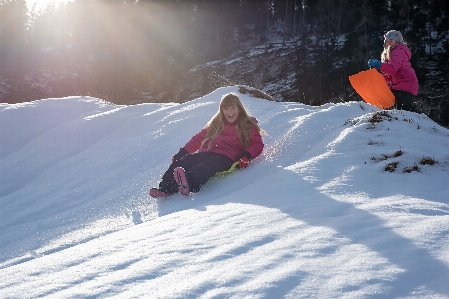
[1,86,449,298]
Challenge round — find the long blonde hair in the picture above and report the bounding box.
[381,40,407,63]
[381,45,393,63]
[201,93,262,149]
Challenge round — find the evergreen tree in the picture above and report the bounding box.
[0,0,28,74]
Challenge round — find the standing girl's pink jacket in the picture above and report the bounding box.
[380,44,419,95]
[183,119,264,162]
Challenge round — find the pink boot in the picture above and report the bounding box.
[149,188,169,198]
[174,167,190,196]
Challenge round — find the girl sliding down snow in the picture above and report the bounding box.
[150,92,264,198]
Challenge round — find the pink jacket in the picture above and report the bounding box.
[380,44,419,95]
[183,119,264,161]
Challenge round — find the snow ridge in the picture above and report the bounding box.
[1,86,449,298]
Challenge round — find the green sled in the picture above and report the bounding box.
[214,161,239,177]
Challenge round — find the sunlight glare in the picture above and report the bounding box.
[26,0,72,12]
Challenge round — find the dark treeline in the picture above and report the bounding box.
[1,0,448,116]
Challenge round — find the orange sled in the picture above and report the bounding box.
[349,68,395,109]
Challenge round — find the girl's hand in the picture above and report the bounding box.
[172,148,188,163]
[238,157,250,168]
[236,151,251,168]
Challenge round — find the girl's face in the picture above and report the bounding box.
[385,38,399,48]
[222,105,240,123]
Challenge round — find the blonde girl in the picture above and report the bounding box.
[368,30,419,111]
[150,93,264,197]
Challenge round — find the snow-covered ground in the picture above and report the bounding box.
[1,86,449,298]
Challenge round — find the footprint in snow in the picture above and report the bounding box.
[29,250,40,259]
[131,211,143,225]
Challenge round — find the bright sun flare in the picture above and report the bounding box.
[26,0,72,12]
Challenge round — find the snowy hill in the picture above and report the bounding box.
[1,86,449,298]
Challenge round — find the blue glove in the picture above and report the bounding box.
[368,59,381,71]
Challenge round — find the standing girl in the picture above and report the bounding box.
[368,30,419,112]
[150,92,264,198]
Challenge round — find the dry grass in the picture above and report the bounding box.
[385,162,399,172]
[403,164,420,173]
[420,157,437,165]
[368,111,392,124]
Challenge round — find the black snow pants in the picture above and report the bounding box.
[158,152,234,195]
[392,90,417,112]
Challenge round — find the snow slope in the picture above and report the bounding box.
[1,86,449,298]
